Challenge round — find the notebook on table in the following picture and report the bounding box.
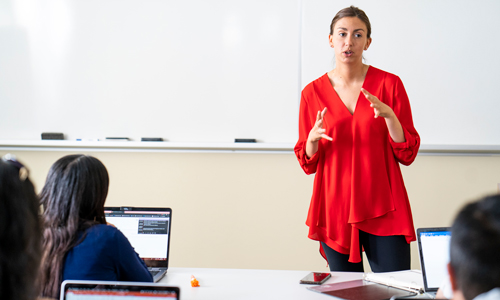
[308,279,417,300]
[416,227,451,297]
[60,280,179,300]
[105,207,172,282]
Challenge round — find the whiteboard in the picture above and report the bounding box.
[1,0,500,148]
[0,0,299,143]
[302,0,500,147]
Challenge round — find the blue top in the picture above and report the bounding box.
[63,224,153,282]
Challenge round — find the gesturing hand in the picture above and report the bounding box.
[308,107,333,142]
[361,88,395,119]
[361,87,406,143]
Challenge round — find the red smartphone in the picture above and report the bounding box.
[299,272,332,284]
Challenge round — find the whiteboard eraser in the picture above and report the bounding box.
[235,138,256,143]
[42,132,64,140]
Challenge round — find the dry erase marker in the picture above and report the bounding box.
[105,137,130,141]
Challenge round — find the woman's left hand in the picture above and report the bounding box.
[361,88,406,143]
[361,88,394,119]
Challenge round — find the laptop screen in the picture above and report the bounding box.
[105,207,171,267]
[417,228,451,291]
[61,280,179,300]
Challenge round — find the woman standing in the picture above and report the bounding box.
[294,6,420,272]
[38,155,152,298]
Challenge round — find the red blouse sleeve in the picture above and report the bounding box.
[389,77,420,165]
[294,90,320,175]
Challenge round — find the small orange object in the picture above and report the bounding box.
[190,275,200,287]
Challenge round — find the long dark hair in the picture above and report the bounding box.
[0,158,41,300]
[39,154,109,298]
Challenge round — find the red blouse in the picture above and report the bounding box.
[294,66,420,263]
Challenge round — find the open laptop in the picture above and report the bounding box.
[105,207,172,282]
[416,227,451,297]
[60,280,179,300]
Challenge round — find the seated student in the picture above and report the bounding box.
[0,155,41,300]
[446,194,500,300]
[38,154,153,299]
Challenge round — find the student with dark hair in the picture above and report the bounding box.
[0,154,41,300]
[446,194,500,300]
[38,154,152,299]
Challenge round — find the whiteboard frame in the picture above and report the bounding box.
[1,140,500,155]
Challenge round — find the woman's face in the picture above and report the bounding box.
[329,17,371,64]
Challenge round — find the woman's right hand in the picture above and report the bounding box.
[306,107,332,158]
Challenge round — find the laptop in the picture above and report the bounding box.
[60,280,180,300]
[105,207,172,282]
[416,227,451,297]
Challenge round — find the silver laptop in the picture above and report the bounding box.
[416,227,451,297]
[105,207,172,282]
[60,280,179,300]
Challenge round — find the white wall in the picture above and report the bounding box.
[2,149,499,271]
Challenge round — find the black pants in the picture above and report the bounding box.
[321,230,410,272]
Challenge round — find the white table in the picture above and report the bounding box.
[158,267,364,300]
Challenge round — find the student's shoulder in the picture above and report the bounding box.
[85,224,124,240]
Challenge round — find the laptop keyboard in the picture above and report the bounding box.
[149,270,160,277]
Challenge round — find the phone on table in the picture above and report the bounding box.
[299,272,332,284]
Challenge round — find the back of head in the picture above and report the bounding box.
[39,154,109,298]
[0,157,41,300]
[40,154,109,229]
[450,194,500,300]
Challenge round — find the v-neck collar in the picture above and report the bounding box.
[325,65,372,117]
